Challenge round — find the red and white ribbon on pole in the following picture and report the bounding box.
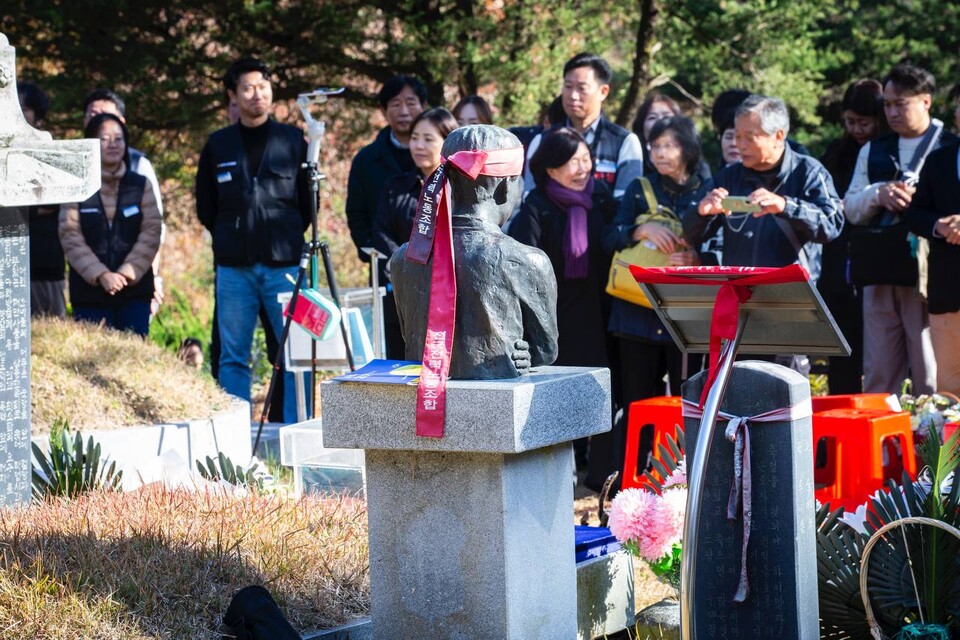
[628,264,810,407]
[405,146,525,438]
[682,397,812,603]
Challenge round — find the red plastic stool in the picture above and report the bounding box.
[622,396,683,490]
[945,422,959,442]
[813,408,916,511]
[811,393,894,413]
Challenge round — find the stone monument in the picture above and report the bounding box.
[323,125,610,638]
[389,125,558,380]
[682,361,818,639]
[0,33,100,505]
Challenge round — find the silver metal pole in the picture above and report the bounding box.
[680,314,748,640]
[369,249,383,359]
[294,371,307,423]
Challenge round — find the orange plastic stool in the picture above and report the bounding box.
[813,408,916,511]
[622,396,683,490]
[811,393,893,413]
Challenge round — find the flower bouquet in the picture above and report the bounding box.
[607,460,687,594]
[898,378,960,443]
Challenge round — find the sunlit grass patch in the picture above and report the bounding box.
[0,486,369,639]
[31,318,232,434]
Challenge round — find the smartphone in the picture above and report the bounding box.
[721,195,761,213]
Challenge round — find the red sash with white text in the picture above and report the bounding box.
[406,146,525,437]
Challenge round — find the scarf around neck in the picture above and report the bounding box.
[544,176,594,279]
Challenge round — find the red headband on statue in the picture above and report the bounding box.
[405,145,525,438]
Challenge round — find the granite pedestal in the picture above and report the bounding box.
[682,361,818,639]
[321,366,610,640]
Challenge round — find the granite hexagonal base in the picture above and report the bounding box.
[320,366,610,453]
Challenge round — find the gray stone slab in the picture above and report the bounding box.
[682,360,818,639]
[1,34,100,207]
[577,550,635,640]
[320,365,610,453]
[365,444,577,640]
[0,33,101,507]
[0,207,31,505]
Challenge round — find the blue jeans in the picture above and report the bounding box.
[216,264,310,423]
[74,301,151,337]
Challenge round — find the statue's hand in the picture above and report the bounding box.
[512,339,531,375]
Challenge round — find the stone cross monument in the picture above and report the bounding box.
[0,32,100,505]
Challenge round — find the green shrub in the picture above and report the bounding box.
[31,417,122,499]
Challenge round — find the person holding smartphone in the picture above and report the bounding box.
[683,95,843,279]
[844,64,958,396]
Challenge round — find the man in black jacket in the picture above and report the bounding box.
[906,137,960,394]
[522,53,643,201]
[345,76,426,262]
[196,57,311,422]
[843,65,955,395]
[684,95,843,276]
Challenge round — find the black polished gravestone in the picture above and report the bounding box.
[0,207,31,505]
[682,361,818,639]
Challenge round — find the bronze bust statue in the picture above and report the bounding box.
[389,125,558,380]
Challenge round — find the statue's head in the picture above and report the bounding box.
[441,125,524,227]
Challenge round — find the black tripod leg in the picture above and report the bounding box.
[252,243,311,455]
[320,241,356,371]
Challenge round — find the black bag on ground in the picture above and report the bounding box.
[222,585,302,640]
[848,220,918,287]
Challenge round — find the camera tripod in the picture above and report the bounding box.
[252,87,353,455]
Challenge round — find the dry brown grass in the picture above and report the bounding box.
[31,318,231,434]
[0,486,369,639]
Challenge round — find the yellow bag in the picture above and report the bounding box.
[605,177,685,308]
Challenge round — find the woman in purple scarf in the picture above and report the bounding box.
[509,127,617,370]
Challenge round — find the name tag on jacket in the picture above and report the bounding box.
[122,205,140,217]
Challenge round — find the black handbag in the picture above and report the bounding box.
[222,585,302,640]
[848,220,918,287]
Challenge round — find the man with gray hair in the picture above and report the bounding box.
[683,94,843,277]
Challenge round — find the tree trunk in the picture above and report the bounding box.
[456,0,479,97]
[616,0,660,128]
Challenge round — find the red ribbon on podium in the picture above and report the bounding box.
[405,146,525,438]
[628,264,810,406]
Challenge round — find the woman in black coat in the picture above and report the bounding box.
[508,127,618,369]
[372,107,459,359]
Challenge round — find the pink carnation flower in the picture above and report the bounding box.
[608,488,658,546]
[639,487,687,561]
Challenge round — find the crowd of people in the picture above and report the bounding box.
[19,51,960,481]
[342,53,960,487]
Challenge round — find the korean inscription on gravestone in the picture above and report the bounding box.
[0,209,31,504]
[682,362,817,640]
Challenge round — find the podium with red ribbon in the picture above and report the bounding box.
[630,264,849,640]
